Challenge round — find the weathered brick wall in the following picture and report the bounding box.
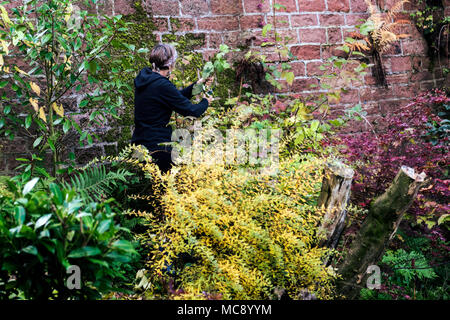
[0,0,449,174]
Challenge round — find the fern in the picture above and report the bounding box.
[64,165,133,203]
[382,249,437,284]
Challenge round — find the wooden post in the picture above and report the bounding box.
[337,166,427,299]
[317,161,354,249]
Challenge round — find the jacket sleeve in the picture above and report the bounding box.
[160,80,208,118]
[179,82,196,99]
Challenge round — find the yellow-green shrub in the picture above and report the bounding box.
[117,145,337,300]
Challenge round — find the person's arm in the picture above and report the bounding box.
[179,83,196,99]
[161,80,209,117]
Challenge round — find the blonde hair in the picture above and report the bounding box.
[149,43,178,71]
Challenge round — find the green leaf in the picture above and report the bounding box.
[35,214,52,229]
[25,114,32,129]
[262,24,272,37]
[111,240,135,253]
[22,245,38,255]
[0,81,8,88]
[33,136,43,148]
[68,246,102,258]
[14,206,26,225]
[97,219,112,234]
[281,71,294,85]
[23,177,39,195]
[49,183,63,204]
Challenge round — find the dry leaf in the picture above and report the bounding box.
[30,82,41,96]
[39,106,46,123]
[52,102,64,117]
[0,40,8,55]
[29,98,39,112]
[14,66,29,76]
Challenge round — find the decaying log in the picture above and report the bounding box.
[318,161,354,249]
[337,166,427,299]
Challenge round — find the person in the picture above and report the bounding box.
[131,43,213,173]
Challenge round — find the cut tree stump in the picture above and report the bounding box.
[317,161,354,249]
[337,166,427,299]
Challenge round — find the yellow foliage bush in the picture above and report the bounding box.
[116,145,337,300]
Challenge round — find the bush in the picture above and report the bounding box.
[0,177,138,299]
[328,89,450,222]
[116,145,337,300]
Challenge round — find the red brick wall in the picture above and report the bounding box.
[111,0,448,106]
[0,0,449,174]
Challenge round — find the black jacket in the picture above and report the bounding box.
[131,67,209,150]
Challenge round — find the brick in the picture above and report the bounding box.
[202,50,218,61]
[339,89,360,104]
[385,73,410,84]
[180,0,208,16]
[152,17,169,32]
[299,28,326,43]
[291,61,306,77]
[113,0,135,16]
[197,16,240,31]
[76,0,99,18]
[291,45,321,60]
[387,56,411,73]
[275,29,299,44]
[392,84,417,99]
[211,0,243,14]
[243,0,271,13]
[290,14,318,27]
[327,27,343,43]
[223,31,243,47]
[267,15,291,28]
[350,0,369,13]
[327,0,350,12]
[321,44,347,59]
[291,78,320,92]
[411,56,430,72]
[96,0,114,16]
[402,39,428,56]
[298,0,326,12]
[345,13,369,25]
[240,15,265,29]
[273,0,298,12]
[319,14,345,26]
[145,0,179,15]
[306,61,326,76]
[410,71,434,82]
[170,18,195,32]
[207,33,223,48]
[382,41,402,55]
[360,87,394,102]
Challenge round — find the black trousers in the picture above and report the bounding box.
[142,144,173,173]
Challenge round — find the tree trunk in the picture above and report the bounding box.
[318,161,354,249]
[337,166,427,299]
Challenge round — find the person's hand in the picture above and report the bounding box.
[197,76,214,87]
[204,95,214,105]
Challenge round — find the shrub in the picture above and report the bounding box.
[0,177,138,299]
[328,89,450,222]
[114,145,337,300]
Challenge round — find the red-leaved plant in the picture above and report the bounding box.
[327,88,449,230]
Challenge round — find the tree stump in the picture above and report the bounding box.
[337,166,427,299]
[317,161,354,249]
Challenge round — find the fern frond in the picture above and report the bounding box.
[64,165,133,203]
[386,0,409,22]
